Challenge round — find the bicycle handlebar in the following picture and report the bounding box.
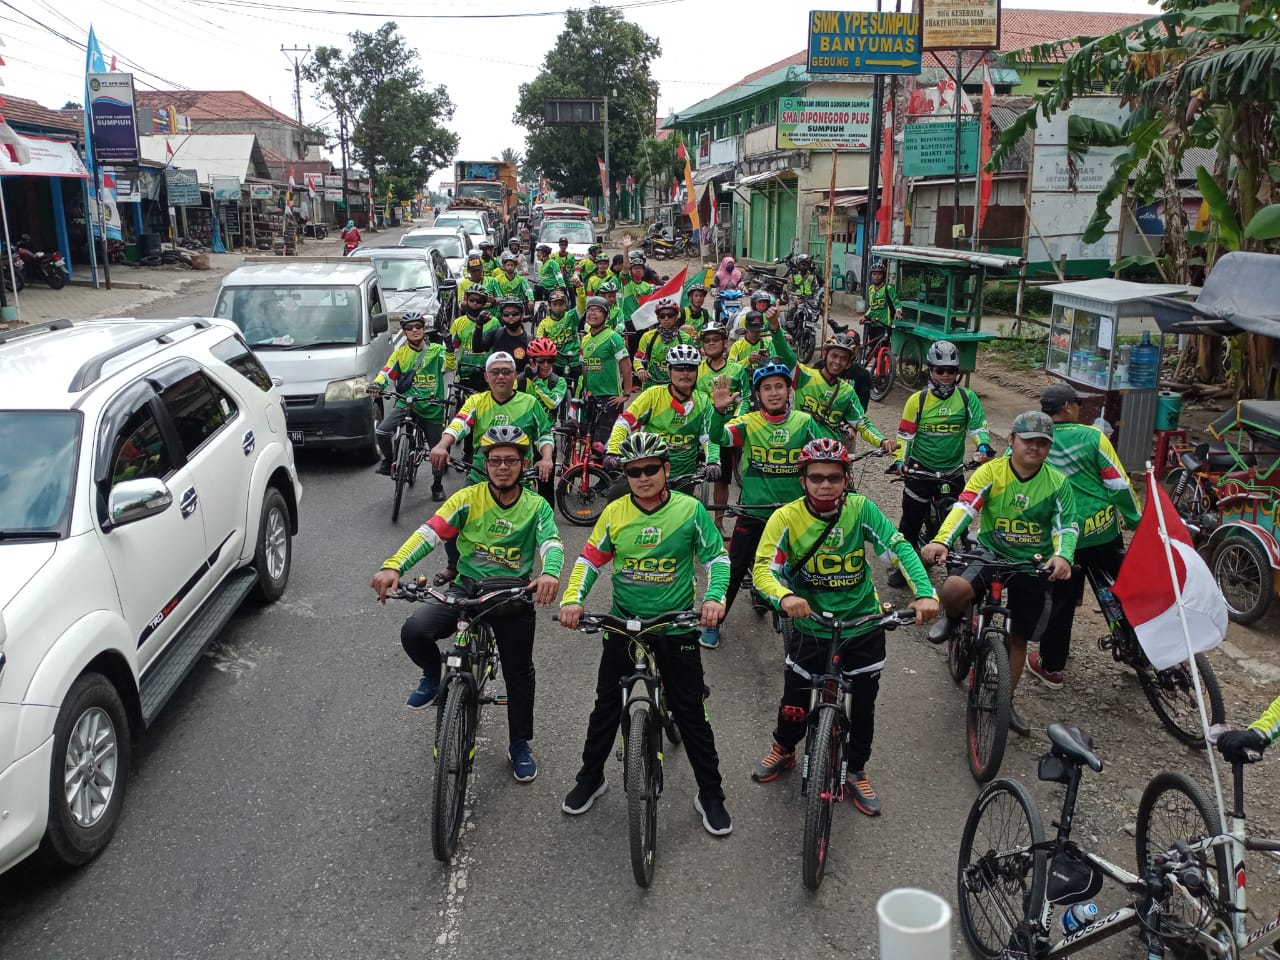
[554,609,702,636]
[892,459,981,481]
[942,552,1048,575]
[807,606,917,632]
[390,580,531,608]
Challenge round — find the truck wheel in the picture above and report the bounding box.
[40,673,132,868]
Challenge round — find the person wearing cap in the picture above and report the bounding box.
[728,309,786,372]
[535,242,564,300]
[733,290,775,338]
[607,253,627,285]
[921,410,1079,735]
[477,241,500,277]
[534,287,583,382]
[1024,382,1141,690]
[634,298,698,387]
[578,295,635,447]
[491,251,535,313]
[550,236,576,281]
[458,254,497,307]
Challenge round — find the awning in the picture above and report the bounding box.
[692,162,734,185]
[1146,252,1280,339]
[0,134,88,179]
[814,190,868,209]
[733,168,797,189]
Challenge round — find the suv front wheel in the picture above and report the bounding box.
[41,673,132,868]
[253,487,292,602]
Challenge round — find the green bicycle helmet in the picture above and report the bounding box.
[618,431,670,464]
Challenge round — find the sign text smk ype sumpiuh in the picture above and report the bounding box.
[807,10,923,75]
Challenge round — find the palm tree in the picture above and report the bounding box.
[635,135,682,219]
[500,147,523,166]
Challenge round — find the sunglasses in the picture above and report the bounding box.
[804,471,847,485]
[401,322,426,331]
[501,311,524,318]
[625,463,664,478]
[656,311,679,320]
[488,368,515,377]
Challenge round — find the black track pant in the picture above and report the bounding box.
[723,513,768,614]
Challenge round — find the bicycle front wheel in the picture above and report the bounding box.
[869,350,896,402]
[625,705,659,888]
[802,707,840,891]
[967,630,1011,783]
[556,464,615,526]
[947,616,973,684]
[1137,649,1225,749]
[432,681,476,863]
[957,778,1047,959]
[1135,771,1229,938]
[392,433,411,524]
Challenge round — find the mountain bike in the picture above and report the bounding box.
[390,579,531,863]
[797,605,916,890]
[1085,564,1225,748]
[444,380,476,424]
[561,608,702,887]
[941,551,1052,783]
[553,395,623,525]
[892,459,979,545]
[857,319,895,403]
[377,391,439,524]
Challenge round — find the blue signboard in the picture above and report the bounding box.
[807,10,922,75]
[87,73,140,164]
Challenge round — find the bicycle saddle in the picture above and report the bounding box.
[1047,723,1103,772]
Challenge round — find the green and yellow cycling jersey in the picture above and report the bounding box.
[478,257,501,277]
[576,256,599,280]
[450,313,494,380]
[445,390,553,483]
[371,341,448,423]
[585,273,610,295]
[754,494,936,638]
[1249,694,1280,743]
[620,278,654,323]
[727,326,788,369]
[490,273,534,303]
[538,257,567,290]
[864,282,898,325]
[535,308,582,364]
[383,482,563,583]
[696,359,750,419]
[934,455,1079,564]
[895,386,991,471]
[681,306,713,335]
[518,370,568,415]
[607,384,720,478]
[634,328,697,386]
[550,252,576,279]
[580,326,629,397]
[772,333,883,445]
[1047,421,1141,549]
[710,407,824,517]
[561,490,730,621]
[608,305,626,336]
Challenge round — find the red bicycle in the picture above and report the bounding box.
[857,318,896,403]
[553,396,624,526]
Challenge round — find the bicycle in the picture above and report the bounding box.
[796,605,916,890]
[560,608,702,887]
[939,551,1052,783]
[443,380,476,424]
[857,318,896,403]
[389,578,531,863]
[891,458,980,545]
[553,395,623,526]
[374,391,438,524]
[1086,564,1225,748]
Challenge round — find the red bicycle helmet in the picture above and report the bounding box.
[527,337,558,359]
[797,437,851,468]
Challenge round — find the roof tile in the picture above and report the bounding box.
[0,95,82,136]
[134,90,300,126]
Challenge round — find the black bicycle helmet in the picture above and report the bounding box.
[498,296,525,316]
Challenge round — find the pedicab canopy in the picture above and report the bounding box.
[1142,252,1280,339]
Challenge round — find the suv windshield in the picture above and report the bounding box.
[402,234,463,258]
[0,411,80,538]
[542,221,594,244]
[436,215,484,236]
[371,257,437,291]
[214,285,362,348]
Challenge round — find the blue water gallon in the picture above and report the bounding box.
[1128,330,1161,389]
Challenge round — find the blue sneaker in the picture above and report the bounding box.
[699,626,720,649]
[509,739,538,782]
[406,675,439,709]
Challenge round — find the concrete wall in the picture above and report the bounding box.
[193,119,323,162]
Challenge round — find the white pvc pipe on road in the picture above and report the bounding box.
[877,887,952,960]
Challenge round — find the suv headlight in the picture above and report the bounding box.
[324,376,370,402]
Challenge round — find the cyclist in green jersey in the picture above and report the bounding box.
[458,255,495,308]
[491,252,535,313]
[579,295,634,446]
[751,437,939,813]
[681,283,713,336]
[727,311,780,370]
[518,337,567,502]
[922,410,1078,736]
[704,361,825,649]
[606,342,720,483]
[774,328,894,453]
[534,288,582,380]
[583,258,611,295]
[599,281,626,335]
[619,251,655,354]
[1025,382,1141,689]
[476,241,501,277]
[451,285,500,392]
[863,259,902,328]
[369,311,449,501]
[572,244,602,285]
[696,322,750,521]
[634,301,697,387]
[559,432,732,835]
[550,236,576,282]
[371,426,562,783]
[535,243,565,300]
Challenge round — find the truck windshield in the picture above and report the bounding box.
[458,184,505,203]
[0,410,79,538]
[214,286,362,348]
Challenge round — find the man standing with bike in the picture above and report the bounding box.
[534,288,582,383]
[704,361,825,649]
[579,295,634,448]
[558,432,733,835]
[452,281,500,393]
[889,339,995,588]
[634,298,697,387]
[751,438,938,813]
[696,322,750,525]
[1024,382,1141,690]
[369,311,449,502]
[863,259,902,335]
[921,411,1078,736]
[371,426,562,782]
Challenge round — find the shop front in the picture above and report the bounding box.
[0,134,91,280]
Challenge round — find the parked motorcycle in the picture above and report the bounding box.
[0,244,23,292]
[716,288,746,327]
[16,235,67,289]
[785,291,823,363]
[648,231,695,260]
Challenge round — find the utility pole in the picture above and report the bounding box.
[602,94,611,227]
[338,112,350,220]
[281,45,311,160]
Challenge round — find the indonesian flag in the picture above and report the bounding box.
[1112,472,1228,670]
[165,139,174,165]
[629,266,688,332]
[306,173,317,200]
[672,177,679,203]
[626,175,635,192]
[713,198,720,226]
[288,167,296,192]
[977,62,994,230]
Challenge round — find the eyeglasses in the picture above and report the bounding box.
[804,471,847,485]
[486,456,523,468]
[466,294,486,301]
[488,368,515,377]
[401,322,426,331]
[931,367,959,376]
[669,365,699,373]
[625,463,664,478]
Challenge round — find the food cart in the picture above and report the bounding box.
[871,245,1024,389]
[1044,279,1196,472]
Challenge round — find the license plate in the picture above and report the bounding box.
[288,431,304,445]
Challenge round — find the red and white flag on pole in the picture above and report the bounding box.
[165,139,174,165]
[977,62,995,231]
[1112,471,1229,670]
[630,266,688,331]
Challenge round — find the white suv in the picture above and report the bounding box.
[0,317,302,874]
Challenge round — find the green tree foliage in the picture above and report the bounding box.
[514,7,660,204]
[303,22,459,200]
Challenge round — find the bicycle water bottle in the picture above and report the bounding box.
[1060,902,1098,934]
[1096,587,1124,624]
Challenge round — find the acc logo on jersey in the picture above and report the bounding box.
[635,525,662,546]
[1012,493,1030,510]
[492,413,512,425]
[488,517,513,537]
[823,526,845,549]
[769,427,791,445]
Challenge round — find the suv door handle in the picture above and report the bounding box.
[179,486,199,518]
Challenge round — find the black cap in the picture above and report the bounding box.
[1041,382,1080,414]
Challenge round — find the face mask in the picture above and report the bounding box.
[806,493,844,515]
[930,372,958,399]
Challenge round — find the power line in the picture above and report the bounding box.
[175,0,685,19]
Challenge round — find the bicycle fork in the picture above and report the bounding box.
[619,674,663,799]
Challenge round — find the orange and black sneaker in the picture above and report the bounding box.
[751,741,796,782]
[847,770,881,816]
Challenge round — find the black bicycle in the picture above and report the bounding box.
[390,578,531,862]
[940,551,1052,783]
[798,605,916,890]
[561,609,701,888]
[375,391,439,524]
[892,459,979,545]
[443,380,476,424]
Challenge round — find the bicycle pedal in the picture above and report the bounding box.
[486,694,509,706]
[615,747,624,762]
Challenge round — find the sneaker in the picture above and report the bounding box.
[406,675,439,709]
[751,741,796,782]
[431,484,446,502]
[508,740,538,782]
[847,770,881,816]
[561,778,608,815]
[885,568,907,589]
[694,794,733,836]
[927,615,957,645]
[1009,705,1031,737]
[374,460,392,476]
[699,626,720,649]
[1025,651,1064,690]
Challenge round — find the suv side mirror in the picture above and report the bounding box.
[440,278,458,292]
[370,312,389,335]
[107,478,173,528]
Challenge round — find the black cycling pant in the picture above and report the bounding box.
[773,627,885,773]
[847,362,872,412]
[723,512,768,614]
[1038,534,1125,672]
[574,629,723,801]
[376,410,443,487]
[898,469,965,549]
[400,583,536,744]
[588,395,622,449]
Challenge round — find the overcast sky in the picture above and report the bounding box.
[2,0,1159,187]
